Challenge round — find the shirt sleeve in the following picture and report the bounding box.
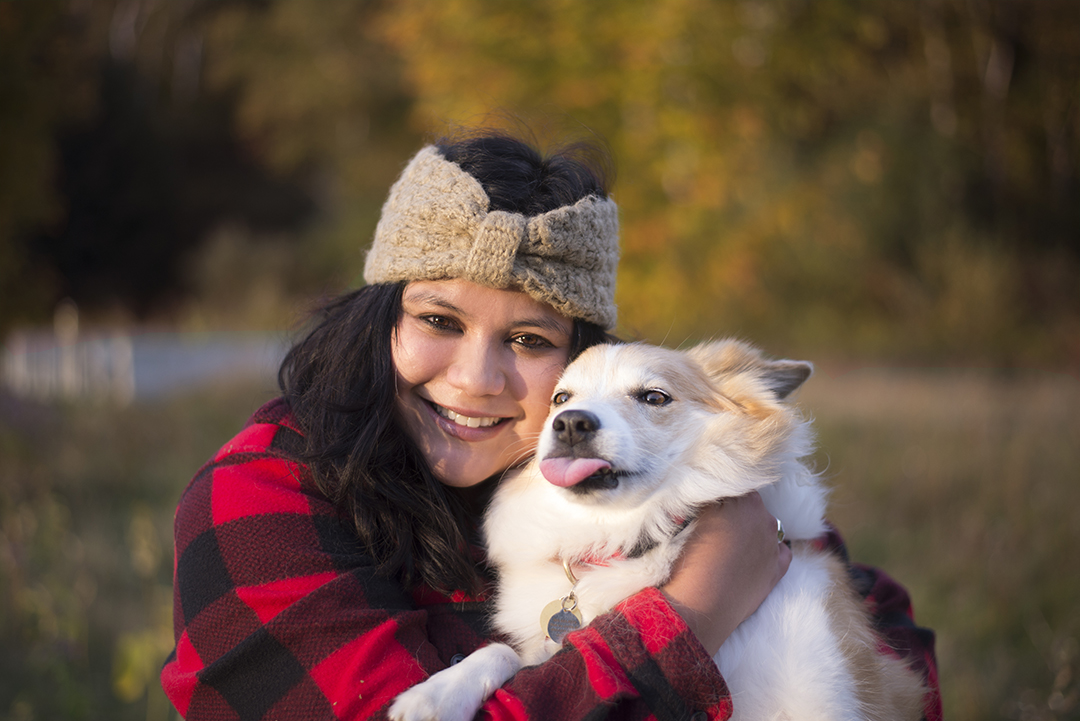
[487,588,730,721]
[161,403,728,721]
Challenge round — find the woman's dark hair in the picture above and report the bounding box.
[435,132,612,216]
[279,133,616,594]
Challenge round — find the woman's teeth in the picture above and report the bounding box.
[434,404,502,428]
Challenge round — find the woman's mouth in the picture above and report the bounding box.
[430,402,507,429]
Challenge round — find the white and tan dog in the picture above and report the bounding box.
[391,339,925,721]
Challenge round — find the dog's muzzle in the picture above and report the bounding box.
[551,409,601,448]
[541,409,628,493]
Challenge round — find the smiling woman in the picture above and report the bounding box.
[392,279,572,487]
[160,129,940,721]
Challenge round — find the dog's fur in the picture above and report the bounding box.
[391,339,925,721]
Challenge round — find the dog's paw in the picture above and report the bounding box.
[388,688,442,721]
[388,671,486,721]
[388,644,522,721]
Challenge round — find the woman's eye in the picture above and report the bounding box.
[512,334,552,349]
[422,315,455,330]
[552,391,571,405]
[639,389,671,406]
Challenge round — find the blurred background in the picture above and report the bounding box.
[0,1,1077,719]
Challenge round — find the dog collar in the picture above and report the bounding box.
[569,514,694,569]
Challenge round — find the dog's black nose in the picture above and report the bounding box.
[551,409,601,446]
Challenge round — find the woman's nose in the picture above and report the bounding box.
[446,341,507,397]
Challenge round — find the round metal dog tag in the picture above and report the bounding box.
[540,598,582,645]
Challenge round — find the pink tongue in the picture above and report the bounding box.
[539,457,612,487]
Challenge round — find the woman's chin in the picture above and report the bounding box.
[431,460,501,488]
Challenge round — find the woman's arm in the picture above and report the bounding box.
[162,406,441,718]
[661,494,793,657]
[490,587,732,721]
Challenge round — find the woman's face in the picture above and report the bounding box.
[392,279,573,488]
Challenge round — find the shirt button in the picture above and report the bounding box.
[450,654,466,665]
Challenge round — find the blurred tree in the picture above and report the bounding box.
[0,1,96,327]
[0,0,317,330]
[2,0,1076,364]
[200,0,420,290]
[380,0,1079,364]
[31,55,317,317]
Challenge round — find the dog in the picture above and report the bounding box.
[390,339,926,721]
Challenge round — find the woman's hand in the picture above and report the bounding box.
[660,491,792,657]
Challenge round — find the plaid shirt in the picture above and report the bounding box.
[162,398,942,720]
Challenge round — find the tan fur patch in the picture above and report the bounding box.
[808,546,927,721]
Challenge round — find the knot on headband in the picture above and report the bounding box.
[363,145,619,329]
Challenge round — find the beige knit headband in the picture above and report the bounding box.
[363,145,620,329]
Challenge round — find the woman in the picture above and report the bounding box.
[162,132,940,720]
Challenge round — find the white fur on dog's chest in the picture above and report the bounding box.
[716,551,861,720]
[485,467,691,664]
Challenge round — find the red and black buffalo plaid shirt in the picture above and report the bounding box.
[162,398,942,720]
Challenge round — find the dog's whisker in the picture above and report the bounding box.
[505,432,541,454]
[657,318,677,349]
[499,433,543,472]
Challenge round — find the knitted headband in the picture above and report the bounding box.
[363,145,620,329]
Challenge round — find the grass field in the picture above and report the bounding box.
[800,364,1080,720]
[1,365,1077,720]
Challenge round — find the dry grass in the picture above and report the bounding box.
[0,380,276,721]
[1,366,1077,720]
[799,365,1080,721]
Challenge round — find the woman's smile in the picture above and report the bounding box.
[428,401,507,429]
[392,279,573,488]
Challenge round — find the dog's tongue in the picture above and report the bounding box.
[539,457,611,487]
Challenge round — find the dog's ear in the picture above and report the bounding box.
[761,358,813,400]
[687,339,812,402]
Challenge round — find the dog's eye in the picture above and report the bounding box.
[638,389,671,406]
[552,391,571,406]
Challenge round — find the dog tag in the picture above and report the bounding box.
[540,598,583,645]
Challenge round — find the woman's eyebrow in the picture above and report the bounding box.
[514,316,572,336]
[403,291,464,314]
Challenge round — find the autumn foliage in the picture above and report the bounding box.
[2,0,1077,365]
